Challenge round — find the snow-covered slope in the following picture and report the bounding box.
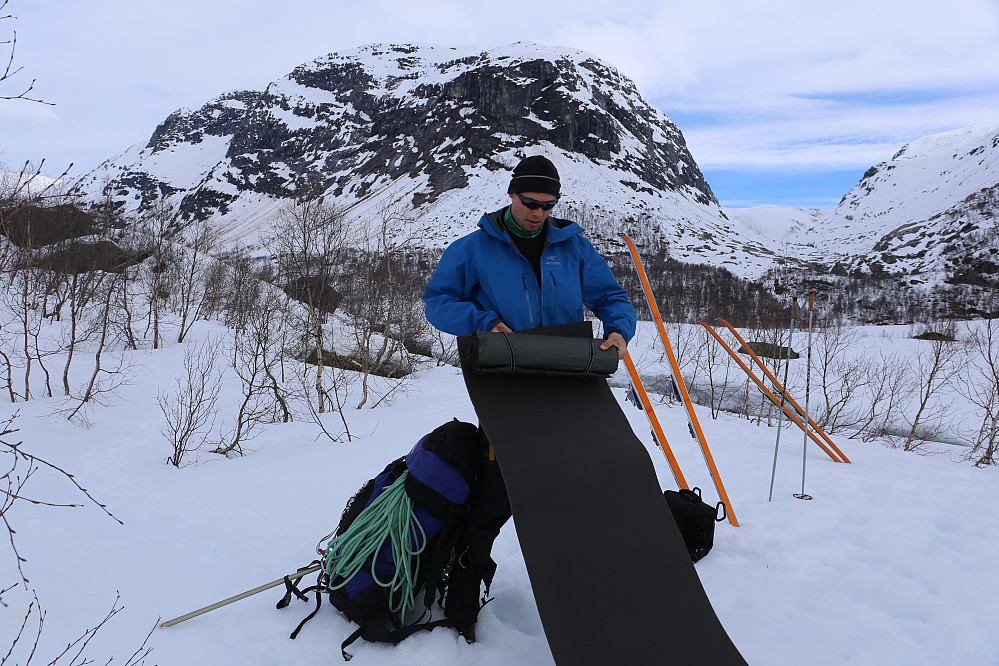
[722,123,999,290]
[801,123,999,280]
[71,42,782,276]
[3,320,998,665]
[1,171,62,199]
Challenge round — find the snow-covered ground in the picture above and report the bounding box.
[2,320,997,665]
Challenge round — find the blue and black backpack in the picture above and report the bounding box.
[278,419,484,660]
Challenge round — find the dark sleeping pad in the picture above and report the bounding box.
[458,322,747,665]
[466,330,619,377]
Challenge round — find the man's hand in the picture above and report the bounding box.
[600,332,627,360]
[491,321,514,333]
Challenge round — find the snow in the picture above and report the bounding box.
[1,171,63,197]
[140,135,234,191]
[801,123,999,262]
[3,320,998,665]
[724,205,832,241]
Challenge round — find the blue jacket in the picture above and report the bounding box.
[423,210,637,341]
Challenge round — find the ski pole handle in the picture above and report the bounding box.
[808,290,815,311]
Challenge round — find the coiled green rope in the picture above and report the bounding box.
[324,471,427,620]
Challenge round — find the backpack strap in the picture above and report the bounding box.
[276,560,322,609]
[281,560,328,640]
[288,582,324,640]
[418,509,467,611]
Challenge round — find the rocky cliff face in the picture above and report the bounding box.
[74,42,782,272]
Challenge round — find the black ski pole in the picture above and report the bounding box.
[794,290,816,501]
[768,297,798,502]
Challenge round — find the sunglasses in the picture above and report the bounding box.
[515,193,559,211]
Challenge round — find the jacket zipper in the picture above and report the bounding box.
[506,230,552,330]
[549,271,558,325]
[522,274,538,328]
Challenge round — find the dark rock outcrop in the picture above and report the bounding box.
[73,43,720,243]
[1,204,99,248]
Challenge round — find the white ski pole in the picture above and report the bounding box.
[160,563,323,628]
[794,290,816,500]
[768,297,798,502]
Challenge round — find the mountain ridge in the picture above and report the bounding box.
[69,43,999,289]
[71,42,785,275]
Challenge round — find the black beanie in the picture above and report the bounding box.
[507,156,561,197]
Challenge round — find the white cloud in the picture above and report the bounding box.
[540,0,999,170]
[681,94,999,169]
[2,0,998,186]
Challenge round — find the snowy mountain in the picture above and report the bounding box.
[720,123,999,297]
[68,42,999,287]
[724,205,829,242]
[799,123,999,283]
[70,42,781,274]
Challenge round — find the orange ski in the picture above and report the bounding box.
[699,322,843,463]
[718,319,851,463]
[623,352,689,490]
[620,234,740,527]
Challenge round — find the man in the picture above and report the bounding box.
[423,155,636,354]
[421,155,637,640]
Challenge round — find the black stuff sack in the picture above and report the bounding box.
[663,487,726,563]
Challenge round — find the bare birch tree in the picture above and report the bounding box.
[169,217,220,343]
[158,340,223,467]
[341,209,418,408]
[810,320,869,434]
[269,198,346,414]
[215,289,297,456]
[63,272,134,424]
[136,199,175,349]
[903,321,964,451]
[697,326,735,419]
[959,318,999,466]
[653,321,698,405]
[851,350,914,442]
[204,243,262,332]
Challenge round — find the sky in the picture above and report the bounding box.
[1,0,998,209]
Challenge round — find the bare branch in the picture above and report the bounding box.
[2,587,155,665]
[2,413,122,590]
[0,6,53,105]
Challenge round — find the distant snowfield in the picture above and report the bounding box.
[724,205,831,241]
[1,171,62,198]
[2,320,998,665]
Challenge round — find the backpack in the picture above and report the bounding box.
[278,419,482,660]
[663,487,727,563]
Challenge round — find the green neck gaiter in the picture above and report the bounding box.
[503,205,545,239]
